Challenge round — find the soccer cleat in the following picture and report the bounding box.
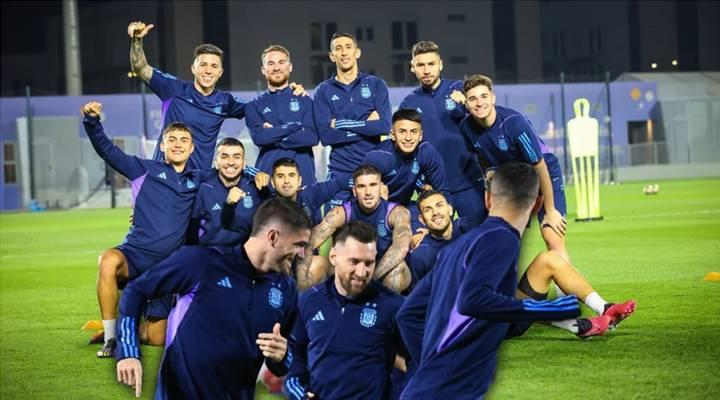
[96,338,117,358]
[576,315,611,339]
[88,330,105,345]
[603,300,637,329]
[81,320,103,331]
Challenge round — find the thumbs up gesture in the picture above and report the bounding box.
[257,322,287,362]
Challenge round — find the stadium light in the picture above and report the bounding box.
[671,59,678,66]
[650,62,658,69]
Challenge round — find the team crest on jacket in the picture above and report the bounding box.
[361,86,371,99]
[360,305,377,328]
[377,221,388,237]
[186,180,196,189]
[498,136,509,151]
[268,287,283,308]
[289,99,300,112]
[445,98,456,110]
[213,105,223,115]
[411,159,420,174]
[243,195,254,209]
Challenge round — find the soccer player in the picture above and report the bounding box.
[187,137,268,247]
[82,102,204,357]
[399,41,486,220]
[461,74,570,261]
[314,32,392,207]
[246,45,319,184]
[284,221,405,400]
[296,165,412,293]
[396,162,581,398]
[362,109,448,230]
[115,198,311,399]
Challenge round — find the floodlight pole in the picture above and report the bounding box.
[25,86,36,201]
[605,71,615,183]
[560,72,568,183]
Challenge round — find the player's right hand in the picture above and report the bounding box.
[117,358,143,398]
[255,172,271,190]
[380,183,389,200]
[367,110,380,121]
[226,187,246,205]
[81,102,102,118]
[128,21,154,38]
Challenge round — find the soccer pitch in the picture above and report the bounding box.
[1,178,719,399]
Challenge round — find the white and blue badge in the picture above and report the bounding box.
[186,180,196,189]
[377,221,388,237]
[213,105,223,115]
[268,287,283,308]
[498,136,509,151]
[361,85,372,99]
[289,99,300,112]
[243,195,254,209]
[445,98,456,111]
[411,159,420,174]
[359,305,377,328]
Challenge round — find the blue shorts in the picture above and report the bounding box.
[116,244,175,319]
[536,153,567,223]
[450,184,487,221]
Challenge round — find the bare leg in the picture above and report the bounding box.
[143,318,167,346]
[520,250,593,300]
[541,227,569,263]
[96,248,129,320]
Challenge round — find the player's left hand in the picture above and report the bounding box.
[263,122,274,128]
[255,172,270,190]
[380,183,389,200]
[257,323,287,362]
[290,82,308,97]
[367,110,380,121]
[541,209,567,237]
[411,228,428,250]
[450,90,466,105]
[82,101,102,118]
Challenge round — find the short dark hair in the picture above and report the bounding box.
[352,164,382,182]
[194,43,224,61]
[250,198,312,236]
[411,41,440,57]
[261,44,291,64]
[416,189,448,211]
[463,74,494,94]
[330,32,357,50]
[272,158,299,175]
[162,122,192,138]
[332,220,377,246]
[489,162,539,211]
[215,137,245,153]
[392,109,422,125]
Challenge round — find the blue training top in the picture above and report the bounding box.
[147,68,245,170]
[116,245,297,400]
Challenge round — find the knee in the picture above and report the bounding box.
[145,320,166,346]
[98,249,123,278]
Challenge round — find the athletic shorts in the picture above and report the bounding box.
[115,244,175,319]
[450,184,487,221]
[536,153,567,223]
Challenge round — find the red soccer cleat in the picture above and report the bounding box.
[603,300,637,329]
[88,330,105,345]
[576,315,611,339]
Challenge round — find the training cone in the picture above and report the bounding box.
[703,272,720,282]
[81,320,103,331]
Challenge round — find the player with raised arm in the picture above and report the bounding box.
[396,162,580,398]
[187,138,269,247]
[399,41,485,220]
[296,166,412,293]
[81,102,204,357]
[246,45,319,184]
[284,221,405,400]
[461,74,570,261]
[115,199,311,399]
[314,32,392,208]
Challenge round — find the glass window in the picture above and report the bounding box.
[310,23,322,50]
[3,142,18,184]
[391,22,403,50]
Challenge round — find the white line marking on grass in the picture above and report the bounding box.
[607,209,720,220]
[0,250,101,259]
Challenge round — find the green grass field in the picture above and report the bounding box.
[1,178,719,399]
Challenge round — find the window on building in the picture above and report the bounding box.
[311,23,322,50]
[310,55,336,85]
[325,23,337,49]
[391,54,412,85]
[449,56,468,64]
[391,22,403,50]
[405,22,417,48]
[356,28,364,41]
[3,142,17,184]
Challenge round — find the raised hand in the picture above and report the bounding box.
[226,187,246,205]
[450,90,466,105]
[127,21,154,39]
[256,323,287,362]
[82,102,102,118]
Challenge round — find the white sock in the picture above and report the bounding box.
[551,319,579,333]
[584,292,608,315]
[102,319,117,342]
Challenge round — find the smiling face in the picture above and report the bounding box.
[215,144,244,183]
[352,173,382,212]
[411,51,443,89]
[418,193,453,236]
[465,84,496,121]
[329,36,360,73]
[331,237,377,297]
[261,50,292,88]
[160,128,194,165]
[268,226,310,276]
[272,165,302,199]
[191,53,223,93]
[391,119,423,156]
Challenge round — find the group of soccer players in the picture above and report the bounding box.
[81,20,637,399]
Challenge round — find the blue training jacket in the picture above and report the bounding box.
[116,245,298,400]
[285,278,404,400]
[397,216,580,399]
